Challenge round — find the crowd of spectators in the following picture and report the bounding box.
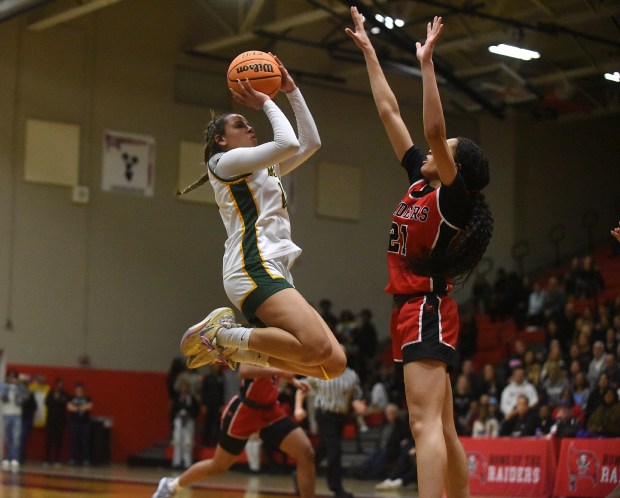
[454,254,619,443]
[161,253,618,490]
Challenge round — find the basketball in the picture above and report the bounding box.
[227,51,282,99]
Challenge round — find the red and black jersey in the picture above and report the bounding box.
[385,145,469,296]
[239,374,279,407]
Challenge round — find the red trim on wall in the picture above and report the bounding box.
[8,363,170,463]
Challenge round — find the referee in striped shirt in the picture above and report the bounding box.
[295,366,366,498]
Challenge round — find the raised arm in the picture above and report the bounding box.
[345,6,413,162]
[271,53,321,176]
[213,79,300,179]
[416,16,457,187]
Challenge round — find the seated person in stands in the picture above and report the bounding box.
[353,403,410,480]
[374,437,417,491]
[499,366,538,419]
[585,387,620,437]
[499,394,539,437]
[471,395,499,437]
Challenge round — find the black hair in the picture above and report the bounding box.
[407,137,493,285]
[176,111,234,196]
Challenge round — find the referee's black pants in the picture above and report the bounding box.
[315,410,347,493]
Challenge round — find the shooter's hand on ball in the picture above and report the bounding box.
[230,78,269,110]
[269,53,296,93]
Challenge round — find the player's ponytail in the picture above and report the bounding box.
[407,137,494,284]
[177,111,232,196]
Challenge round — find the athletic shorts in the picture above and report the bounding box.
[390,292,458,369]
[223,255,295,325]
[218,395,298,455]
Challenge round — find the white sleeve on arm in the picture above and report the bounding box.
[279,88,321,176]
[213,100,300,179]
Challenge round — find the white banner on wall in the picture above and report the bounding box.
[102,130,155,196]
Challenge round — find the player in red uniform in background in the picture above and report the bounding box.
[347,8,493,498]
[153,364,315,498]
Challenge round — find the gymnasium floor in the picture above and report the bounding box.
[0,463,417,497]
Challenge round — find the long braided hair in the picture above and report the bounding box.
[407,137,494,285]
[176,110,233,196]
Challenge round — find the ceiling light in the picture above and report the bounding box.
[370,27,380,35]
[604,72,620,83]
[374,13,404,30]
[488,43,540,61]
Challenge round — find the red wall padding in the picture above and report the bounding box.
[7,363,170,463]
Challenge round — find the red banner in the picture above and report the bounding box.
[461,437,557,497]
[552,438,620,497]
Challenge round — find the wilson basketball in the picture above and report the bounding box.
[227,51,282,99]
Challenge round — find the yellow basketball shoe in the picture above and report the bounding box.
[186,345,238,370]
[180,307,236,357]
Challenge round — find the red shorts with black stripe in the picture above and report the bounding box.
[390,292,458,369]
[219,395,296,455]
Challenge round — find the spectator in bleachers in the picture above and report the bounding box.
[574,255,605,299]
[490,268,511,321]
[366,363,391,414]
[544,319,570,357]
[499,394,539,437]
[542,362,569,405]
[471,395,499,437]
[19,377,37,463]
[542,340,565,378]
[587,341,607,387]
[527,281,547,326]
[604,354,620,390]
[604,327,617,355]
[0,369,29,471]
[564,257,581,297]
[471,272,492,314]
[513,275,531,329]
[543,276,567,322]
[536,404,554,435]
[460,359,483,399]
[374,439,417,491]
[67,382,93,466]
[480,363,503,406]
[457,309,478,362]
[505,339,527,373]
[453,374,474,435]
[571,372,590,410]
[200,365,224,447]
[335,310,358,371]
[44,378,69,466]
[523,349,542,387]
[551,400,582,438]
[353,403,410,481]
[318,299,338,333]
[585,372,610,421]
[170,379,200,469]
[354,309,378,386]
[585,387,620,437]
[499,366,538,419]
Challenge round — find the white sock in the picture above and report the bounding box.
[216,326,252,349]
[230,349,270,367]
[169,477,181,491]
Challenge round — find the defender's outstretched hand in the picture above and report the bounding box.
[416,16,444,64]
[612,221,620,243]
[345,6,374,53]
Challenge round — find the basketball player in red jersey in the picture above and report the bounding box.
[153,364,316,498]
[347,8,493,498]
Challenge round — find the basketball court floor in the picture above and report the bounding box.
[0,463,417,497]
